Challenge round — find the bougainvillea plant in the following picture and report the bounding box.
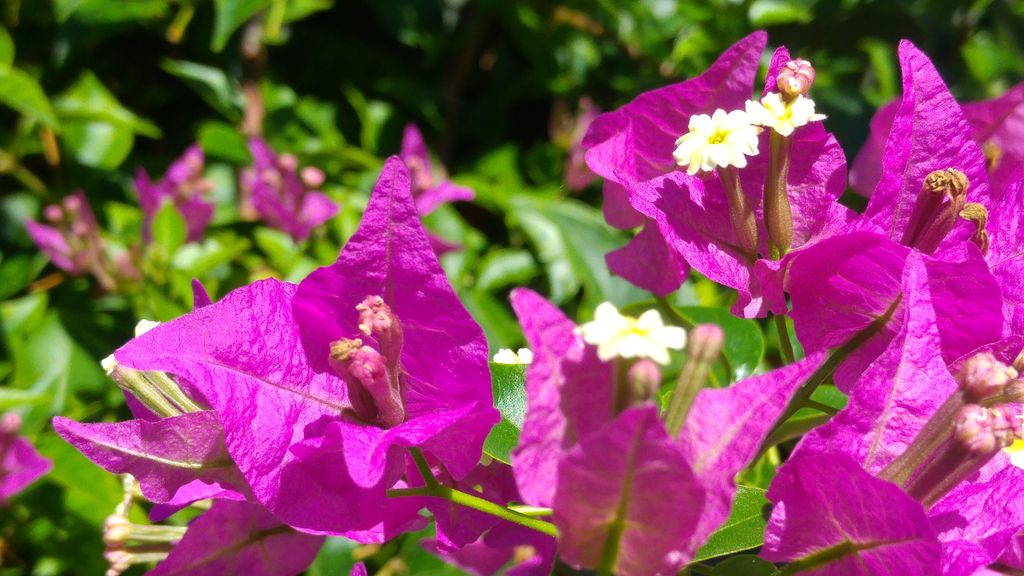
[13,25,1024,576]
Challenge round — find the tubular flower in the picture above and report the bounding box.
[745,92,826,137]
[577,302,686,365]
[673,109,761,175]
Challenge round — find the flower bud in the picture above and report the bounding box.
[954,405,1005,454]
[44,204,64,222]
[628,359,662,401]
[958,352,1018,401]
[688,324,725,363]
[301,166,325,188]
[1,412,21,435]
[777,59,816,99]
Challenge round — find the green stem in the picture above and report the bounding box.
[773,314,797,364]
[166,0,195,43]
[408,447,438,488]
[387,485,559,538]
[507,505,553,517]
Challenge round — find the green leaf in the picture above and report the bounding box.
[53,0,169,23]
[198,121,252,163]
[0,252,48,300]
[0,25,13,67]
[511,195,647,307]
[475,249,538,292]
[0,67,59,127]
[482,362,527,464]
[162,59,243,121]
[460,289,524,352]
[254,227,301,274]
[693,485,770,562]
[212,0,273,52]
[55,72,160,168]
[152,202,188,259]
[748,0,815,26]
[678,306,765,382]
[709,555,779,575]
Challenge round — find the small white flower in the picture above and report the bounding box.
[577,303,686,365]
[744,92,826,137]
[493,348,534,365]
[673,109,761,176]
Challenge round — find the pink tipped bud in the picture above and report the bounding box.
[628,359,662,401]
[1,412,21,434]
[954,405,1011,454]
[301,166,325,188]
[279,153,298,172]
[958,352,1018,400]
[71,220,91,237]
[777,59,816,98]
[63,194,83,214]
[44,204,64,222]
[687,324,725,363]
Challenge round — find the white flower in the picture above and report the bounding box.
[744,92,826,137]
[493,348,534,365]
[577,303,686,365]
[672,109,761,176]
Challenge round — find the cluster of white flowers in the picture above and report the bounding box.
[673,65,825,174]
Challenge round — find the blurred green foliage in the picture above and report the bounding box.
[1,0,1022,574]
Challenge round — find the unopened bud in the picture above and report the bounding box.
[1,412,21,435]
[279,153,298,172]
[44,204,64,222]
[777,59,816,99]
[664,324,724,437]
[958,352,1018,400]
[628,359,662,401]
[954,405,1009,454]
[301,166,325,188]
[688,324,725,363]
